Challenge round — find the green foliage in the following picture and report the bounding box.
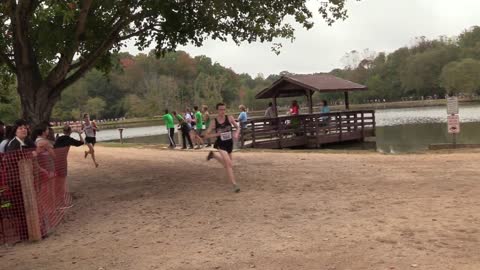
[85,97,107,119]
[440,58,480,94]
[52,51,277,120]
[335,26,480,103]
[0,0,354,124]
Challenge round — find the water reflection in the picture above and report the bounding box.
[376,105,480,126]
[376,122,480,153]
[95,105,480,153]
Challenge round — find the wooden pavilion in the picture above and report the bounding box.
[240,74,376,149]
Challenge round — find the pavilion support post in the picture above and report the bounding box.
[272,96,278,118]
[344,91,350,110]
[306,90,313,114]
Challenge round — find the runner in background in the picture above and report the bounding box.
[162,109,176,149]
[82,113,99,168]
[204,102,241,193]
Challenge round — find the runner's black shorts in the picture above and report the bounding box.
[214,139,233,154]
[85,136,96,145]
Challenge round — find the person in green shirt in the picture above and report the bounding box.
[192,105,204,149]
[162,109,176,148]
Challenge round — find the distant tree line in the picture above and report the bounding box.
[1,26,480,122]
[333,26,480,103]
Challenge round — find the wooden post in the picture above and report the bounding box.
[361,112,365,141]
[278,118,283,149]
[272,97,278,118]
[338,113,343,142]
[315,115,320,148]
[118,128,124,144]
[372,111,376,136]
[240,122,245,148]
[303,115,308,138]
[344,91,350,110]
[251,123,256,148]
[306,90,313,114]
[18,159,42,241]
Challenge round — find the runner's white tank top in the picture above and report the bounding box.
[84,122,95,137]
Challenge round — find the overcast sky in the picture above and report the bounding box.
[125,0,480,77]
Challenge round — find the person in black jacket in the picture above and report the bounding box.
[54,125,84,205]
[4,119,36,240]
[54,125,84,148]
[6,119,35,152]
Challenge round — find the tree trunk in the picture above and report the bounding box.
[17,80,57,126]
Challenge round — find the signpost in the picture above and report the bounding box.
[118,128,124,144]
[447,96,459,115]
[446,97,459,148]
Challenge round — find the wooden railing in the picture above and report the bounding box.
[240,110,375,149]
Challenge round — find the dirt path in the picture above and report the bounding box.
[1,147,480,270]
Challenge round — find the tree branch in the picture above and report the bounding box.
[45,0,93,87]
[50,18,131,97]
[118,24,159,41]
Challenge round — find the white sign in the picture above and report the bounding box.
[447,96,459,115]
[447,115,460,134]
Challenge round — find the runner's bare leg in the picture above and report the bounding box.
[87,143,99,167]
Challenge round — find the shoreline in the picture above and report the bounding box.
[54,99,480,131]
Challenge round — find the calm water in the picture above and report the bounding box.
[96,105,480,153]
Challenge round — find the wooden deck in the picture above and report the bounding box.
[240,110,375,149]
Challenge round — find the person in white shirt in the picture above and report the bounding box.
[264,102,276,118]
[0,126,13,153]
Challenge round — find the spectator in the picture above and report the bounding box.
[6,119,35,152]
[54,125,84,194]
[320,100,330,124]
[237,104,248,129]
[289,100,300,131]
[193,105,204,149]
[264,102,276,118]
[172,111,194,149]
[0,125,13,153]
[54,125,84,148]
[320,100,330,114]
[185,108,193,128]
[32,123,56,178]
[162,109,176,149]
[0,120,5,142]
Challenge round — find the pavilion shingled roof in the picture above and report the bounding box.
[256,74,367,99]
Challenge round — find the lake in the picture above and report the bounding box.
[89,105,480,153]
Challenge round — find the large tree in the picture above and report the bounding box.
[0,0,354,124]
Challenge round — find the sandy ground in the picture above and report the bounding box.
[1,146,480,270]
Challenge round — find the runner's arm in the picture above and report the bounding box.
[229,115,240,139]
[77,131,85,143]
[203,120,219,139]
